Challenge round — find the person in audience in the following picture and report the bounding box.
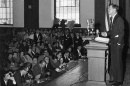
[52,16,60,30]
[1,71,16,86]
[34,42,40,55]
[19,41,29,53]
[32,57,38,70]
[74,46,86,60]
[25,48,33,63]
[74,33,83,51]
[7,53,14,64]
[13,63,30,86]
[33,60,49,80]
[69,32,75,47]
[12,52,20,67]
[19,51,27,63]
[63,51,71,63]
[54,51,65,69]
[63,30,71,50]
[44,56,56,78]
[67,46,75,60]
[60,19,67,29]
[34,30,42,44]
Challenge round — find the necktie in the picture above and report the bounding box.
[109,17,113,30]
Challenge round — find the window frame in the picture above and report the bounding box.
[54,0,81,27]
[0,0,13,25]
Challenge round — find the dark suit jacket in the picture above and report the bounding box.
[74,36,83,49]
[13,70,24,86]
[34,33,42,43]
[63,35,71,49]
[33,64,46,78]
[44,62,55,73]
[63,56,70,63]
[107,14,124,46]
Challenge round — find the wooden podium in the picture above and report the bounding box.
[84,41,108,86]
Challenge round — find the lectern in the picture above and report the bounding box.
[84,41,108,86]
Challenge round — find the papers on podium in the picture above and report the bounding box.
[84,37,109,49]
[94,37,109,44]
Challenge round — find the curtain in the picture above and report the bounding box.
[125,0,130,47]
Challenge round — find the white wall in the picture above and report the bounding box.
[39,0,54,28]
[80,0,95,28]
[13,0,24,27]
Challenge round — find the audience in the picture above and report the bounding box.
[1,28,87,86]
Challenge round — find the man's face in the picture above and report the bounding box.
[13,53,17,58]
[8,54,13,59]
[108,5,115,16]
[44,51,49,56]
[40,62,46,68]
[33,58,37,64]
[45,57,49,64]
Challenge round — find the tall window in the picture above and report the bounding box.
[56,0,80,25]
[0,0,13,25]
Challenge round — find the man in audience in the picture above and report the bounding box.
[33,60,49,80]
[44,56,56,78]
[52,16,60,30]
[13,63,30,86]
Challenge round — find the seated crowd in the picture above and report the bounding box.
[0,28,87,86]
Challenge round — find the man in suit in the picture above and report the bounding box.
[34,30,42,44]
[63,30,71,50]
[44,56,56,78]
[74,33,83,50]
[13,63,30,86]
[33,60,49,80]
[101,4,124,85]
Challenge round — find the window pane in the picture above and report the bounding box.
[56,0,79,24]
[0,0,13,24]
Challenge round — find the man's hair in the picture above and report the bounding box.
[109,3,119,12]
[20,62,31,70]
[39,60,46,64]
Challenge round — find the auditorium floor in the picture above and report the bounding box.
[45,55,130,86]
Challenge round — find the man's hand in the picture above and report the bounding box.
[117,43,121,45]
[101,32,107,37]
[115,35,119,37]
[46,72,50,75]
[35,74,41,80]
